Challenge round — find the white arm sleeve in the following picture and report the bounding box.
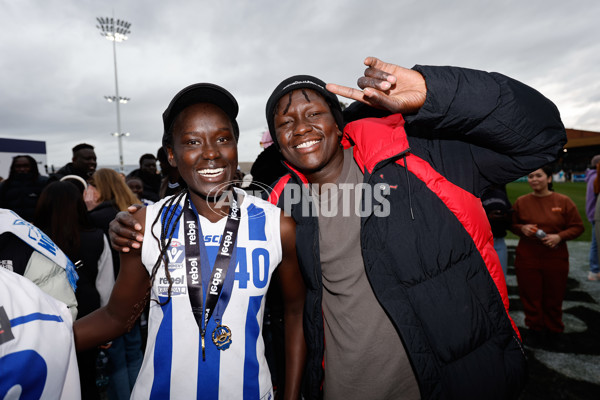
[95,235,115,307]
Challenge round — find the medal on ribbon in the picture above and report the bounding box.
[212,324,232,350]
[183,191,240,360]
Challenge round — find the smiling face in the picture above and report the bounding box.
[167,103,238,201]
[273,89,343,177]
[527,168,551,193]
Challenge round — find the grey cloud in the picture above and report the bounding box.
[1,0,599,169]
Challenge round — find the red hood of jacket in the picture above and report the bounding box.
[341,113,409,174]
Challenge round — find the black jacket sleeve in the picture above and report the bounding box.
[403,65,566,195]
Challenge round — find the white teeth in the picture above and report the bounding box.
[197,168,224,177]
[295,140,320,149]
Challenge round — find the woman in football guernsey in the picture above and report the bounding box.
[74,84,306,400]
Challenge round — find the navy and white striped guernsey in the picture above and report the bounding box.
[0,267,81,399]
[134,190,281,399]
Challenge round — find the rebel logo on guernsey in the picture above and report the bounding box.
[158,274,187,295]
[159,276,185,285]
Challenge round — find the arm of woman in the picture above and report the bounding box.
[73,208,151,351]
[278,211,306,400]
[542,197,585,247]
[510,198,537,238]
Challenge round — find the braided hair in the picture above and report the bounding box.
[148,188,188,305]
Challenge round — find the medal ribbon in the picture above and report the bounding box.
[182,191,240,360]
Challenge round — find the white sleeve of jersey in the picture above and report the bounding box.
[0,267,82,399]
[95,235,115,307]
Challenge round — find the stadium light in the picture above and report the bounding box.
[96,16,132,172]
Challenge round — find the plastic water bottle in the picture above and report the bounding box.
[535,229,547,239]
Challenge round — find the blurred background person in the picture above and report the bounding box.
[156,146,186,198]
[0,155,49,221]
[34,181,114,400]
[481,184,513,279]
[125,176,154,206]
[88,169,139,276]
[511,165,584,347]
[88,168,143,400]
[585,154,600,281]
[52,143,97,182]
[126,154,161,202]
[248,130,286,193]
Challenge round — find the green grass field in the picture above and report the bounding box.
[505,181,590,242]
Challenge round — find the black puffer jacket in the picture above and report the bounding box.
[268,65,566,399]
[50,162,89,182]
[0,175,48,221]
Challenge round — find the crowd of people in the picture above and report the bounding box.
[0,144,182,399]
[1,55,594,399]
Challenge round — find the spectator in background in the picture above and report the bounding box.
[512,166,584,346]
[34,181,114,400]
[248,130,287,193]
[585,155,600,281]
[481,184,513,278]
[88,168,143,400]
[88,169,141,277]
[0,155,49,221]
[156,146,186,198]
[125,176,154,206]
[126,154,161,202]
[52,143,97,182]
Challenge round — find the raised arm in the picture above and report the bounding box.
[277,211,306,400]
[327,56,427,114]
[74,207,151,351]
[330,56,567,191]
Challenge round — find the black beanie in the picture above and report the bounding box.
[265,75,344,149]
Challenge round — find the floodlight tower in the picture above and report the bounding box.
[96,16,131,172]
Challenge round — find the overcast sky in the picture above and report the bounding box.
[1,0,599,171]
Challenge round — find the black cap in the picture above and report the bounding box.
[265,75,344,149]
[162,83,239,146]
